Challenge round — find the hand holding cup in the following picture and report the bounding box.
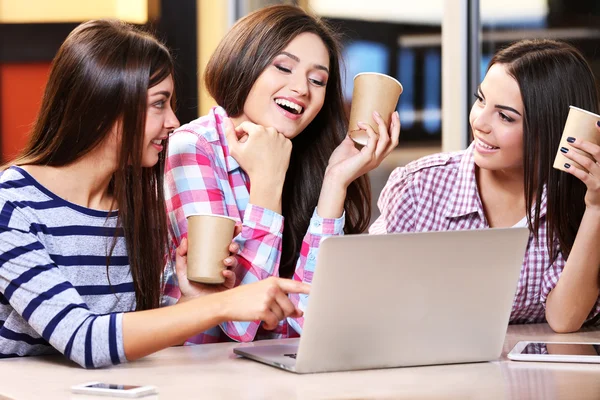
[554,111,600,209]
[553,106,600,173]
[348,72,403,148]
[175,222,242,303]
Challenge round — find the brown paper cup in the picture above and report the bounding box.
[348,72,403,148]
[186,214,236,284]
[553,106,600,173]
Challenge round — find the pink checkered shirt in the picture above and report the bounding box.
[368,143,600,325]
[162,106,345,344]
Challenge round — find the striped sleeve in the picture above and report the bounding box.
[0,204,126,368]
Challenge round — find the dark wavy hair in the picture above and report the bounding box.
[7,19,174,310]
[204,5,371,278]
[489,39,599,260]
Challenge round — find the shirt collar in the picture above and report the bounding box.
[443,142,548,221]
[209,106,240,173]
[444,143,485,219]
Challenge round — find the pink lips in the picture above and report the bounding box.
[151,136,167,151]
[275,103,302,120]
[275,96,306,109]
[475,137,499,154]
[273,96,305,121]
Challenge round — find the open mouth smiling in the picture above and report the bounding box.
[275,98,304,115]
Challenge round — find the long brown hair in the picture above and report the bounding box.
[8,19,173,310]
[489,39,599,260]
[204,5,371,278]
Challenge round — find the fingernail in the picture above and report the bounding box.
[560,146,568,153]
[225,257,232,264]
[373,111,381,118]
[564,163,571,169]
[567,137,576,143]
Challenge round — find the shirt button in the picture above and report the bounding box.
[313,220,321,228]
[308,253,316,261]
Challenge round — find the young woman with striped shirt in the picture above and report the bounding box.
[0,19,309,368]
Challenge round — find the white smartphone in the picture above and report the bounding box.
[508,341,600,363]
[71,382,157,398]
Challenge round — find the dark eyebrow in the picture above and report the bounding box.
[150,90,171,98]
[280,51,329,74]
[478,86,522,116]
[495,105,522,116]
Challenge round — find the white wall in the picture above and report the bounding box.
[308,0,443,24]
[308,0,547,25]
[0,0,152,23]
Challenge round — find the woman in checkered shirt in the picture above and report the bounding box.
[370,39,600,333]
[163,5,400,343]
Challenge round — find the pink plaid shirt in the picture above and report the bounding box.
[369,143,600,325]
[162,106,345,343]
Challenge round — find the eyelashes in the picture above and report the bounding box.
[275,65,291,73]
[473,93,515,123]
[274,64,327,87]
[499,113,515,123]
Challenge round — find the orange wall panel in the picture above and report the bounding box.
[0,63,50,162]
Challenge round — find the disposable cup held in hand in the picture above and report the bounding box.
[553,106,600,173]
[348,72,403,148]
[186,214,237,284]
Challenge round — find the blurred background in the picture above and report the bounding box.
[1,0,599,223]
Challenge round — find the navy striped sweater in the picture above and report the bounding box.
[0,166,135,368]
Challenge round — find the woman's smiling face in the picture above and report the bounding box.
[469,63,525,173]
[235,32,330,139]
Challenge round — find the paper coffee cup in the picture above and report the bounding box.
[186,214,237,284]
[553,106,600,173]
[348,72,403,148]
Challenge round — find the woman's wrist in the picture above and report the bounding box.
[187,292,228,326]
[249,180,284,213]
[583,206,600,219]
[316,176,347,219]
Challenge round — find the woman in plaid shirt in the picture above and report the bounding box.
[163,5,399,343]
[369,39,600,333]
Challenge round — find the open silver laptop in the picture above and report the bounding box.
[234,228,529,373]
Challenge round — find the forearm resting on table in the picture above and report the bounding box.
[122,293,226,361]
[546,209,600,333]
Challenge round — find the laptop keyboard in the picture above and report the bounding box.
[284,353,297,359]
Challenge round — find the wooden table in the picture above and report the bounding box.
[1,324,599,399]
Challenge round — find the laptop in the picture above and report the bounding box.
[234,227,529,373]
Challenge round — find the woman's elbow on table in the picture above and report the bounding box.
[67,351,116,369]
[545,311,585,334]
